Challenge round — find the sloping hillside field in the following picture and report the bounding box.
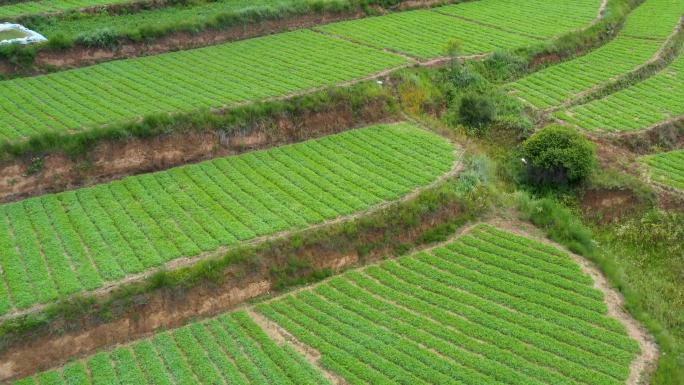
[557,51,684,131]
[508,0,684,108]
[640,149,684,189]
[0,123,456,314]
[0,0,605,143]
[0,0,131,19]
[318,0,599,59]
[0,30,406,142]
[12,311,333,385]
[13,225,640,385]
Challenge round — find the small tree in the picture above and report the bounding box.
[458,93,496,134]
[522,125,596,187]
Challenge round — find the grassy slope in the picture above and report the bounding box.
[592,211,683,385]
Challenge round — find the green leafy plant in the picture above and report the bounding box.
[522,125,596,187]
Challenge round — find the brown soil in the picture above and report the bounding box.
[600,117,684,154]
[528,52,564,69]
[0,97,394,204]
[0,165,464,382]
[579,188,644,223]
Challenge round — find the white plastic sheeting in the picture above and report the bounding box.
[0,23,47,45]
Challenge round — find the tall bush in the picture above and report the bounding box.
[522,125,596,187]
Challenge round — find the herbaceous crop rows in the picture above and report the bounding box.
[0,0,131,19]
[0,30,406,142]
[434,0,599,39]
[640,150,684,190]
[508,0,684,108]
[556,51,684,131]
[317,0,600,60]
[257,224,640,385]
[11,224,640,385]
[12,311,332,385]
[33,0,315,39]
[318,10,538,60]
[0,123,456,314]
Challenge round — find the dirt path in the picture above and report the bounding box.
[248,309,349,385]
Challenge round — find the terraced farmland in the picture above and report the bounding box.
[30,0,315,39]
[257,224,640,385]
[10,225,641,385]
[508,0,684,108]
[318,0,601,60]
[435,0,600,39]
[12,311,332,385]
[318,9,539,59]
[0,0,131,19]
[0,30,406,142]
[0,123,455,314]
[556,52,684,131]
[640,150,684,190]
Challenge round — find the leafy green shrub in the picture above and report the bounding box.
[446,62,487,91]
[46,33,74,50]
[75,28,119,49]
[522,125,596,186]
[476,50,528,82]
[0,44,36,67]
[457,93,497,134]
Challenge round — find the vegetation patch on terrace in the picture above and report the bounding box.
[640,149,684,190]
[508,0,684,109]
[10,224,644,385]
[0,123,457,316]
[556,51,684,131]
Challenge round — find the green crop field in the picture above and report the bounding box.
[640,150,684,190]
[508,0,684,108]
[318,9,539,59]
[556,52,684,131]
[0,123,455,314]
[11,225,640,385]
[257,224,640,385]
[318,0,599,59]
[0,0,131,19]
[434,0,599,39]
[12,311,332,385]
[26,0,340,40]
[0,30,406,142]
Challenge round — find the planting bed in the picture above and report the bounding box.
[434,0,600,39]
[508,0,684,108]
[640,149,684,190]
[318,0,600,59]
[0,30,406,142]
[557,52,684,131]
[11,225,642,385]
[0,0,131,19]
[258,224,640,385]
[12,311,331,385]
[318,9,539,59]
[25,0,346,40]
[0,123,456,315]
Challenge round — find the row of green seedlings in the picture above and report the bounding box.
[256,224,639,385]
